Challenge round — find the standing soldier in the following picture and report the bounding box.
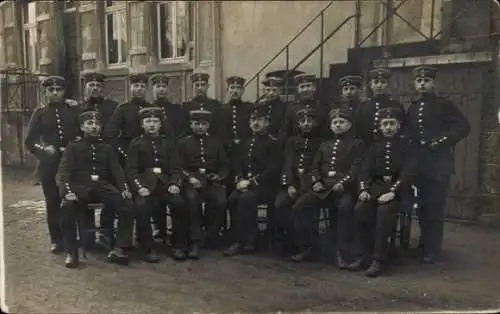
[223,102,281,257]
[259,77,288,141]
[355,68,405,145]
[57,111,134,268]
[80,71,119,129]
[178,110,229,259]
[221,76,253,193]
[126,107,186,263]
[282,74,329,140]
[406,66,470,263]
[104,73,152,162]
[183,72,223,138]
[331,75,363,112]
[150,74,188,139]
[24,76,81,254]
[273,108,323,255]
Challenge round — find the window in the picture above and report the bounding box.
[157,1,189,62]
[22,2,37,71]
[130,1,145,49]
[64,0,76,10]
[81,11,97,57]
[105,3,127,66]
[4,27,15,65]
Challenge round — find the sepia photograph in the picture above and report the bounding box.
[1,0,500,312]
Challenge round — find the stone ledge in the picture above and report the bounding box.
[373,51,492,68]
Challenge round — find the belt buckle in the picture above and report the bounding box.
[199,168,206,174]
[420,140,426,145]
[233,138,240,144]
[152,167,162,174]
[297,168,304,174]
[328,171,336,177]
[383,176,392,182]
[59,147,65,153]
[90,174,99,182]
[248,172,253,178]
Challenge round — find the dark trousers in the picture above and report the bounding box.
[354,199,399,261]
[416,175,450,257]
[40,177,63,245]
[135,190,186,249]
[274,189,299,244]
[292,191,355,254]
[60,185,134,255]
[183,183,227,245]
[228,186,276,245]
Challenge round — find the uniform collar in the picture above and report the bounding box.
[144,132,162,139]
[83,135,102,143]
[154,98,172,106]
[87,96,104,105]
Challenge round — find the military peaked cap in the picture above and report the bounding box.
[294,73,316,85]
[413,65,437,79]
[151,74,170,85]
[250,101,270,119]
[328,108,352,121]
[139,107,163,120]
[296,108,319,120]
[191,72,210,83]
[82,72,105,83]
[79,110,102,124]
[42,76,66,88]
[189,109,212,121]
[129,73,149,84]
[339,75,362,87]
[376,107,405,122]
[262,77,283,87]
[368,67,392,80]
[226,76,246,86]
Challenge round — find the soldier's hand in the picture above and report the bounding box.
[377,192,395,204]
[122,190,133,200]
[189,177,202,189]
[312,182,324,192]
[333,183,344,192]
[44,145,57,155]
[168,185,180,194]
[287,185,297,197]
[359,191,371,202]
[138,187,150,197]
[236,179,250,191]
[65,192,77,201]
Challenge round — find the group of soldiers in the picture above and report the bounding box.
[24,64,470,277]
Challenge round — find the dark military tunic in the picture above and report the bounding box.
[282,99,329,139]
[24,101,82,245]
[80,97,119,130]
[153,99,188,140]
[405,93,470,258]
[355,95,405,143]
[222,99,253,147]
[261,98,288,140]
[182,96,223,137]
[354,135,416,261]
[103,98,153,159]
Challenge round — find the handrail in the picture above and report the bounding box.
[254,14,358,103]
[244,0,337,89]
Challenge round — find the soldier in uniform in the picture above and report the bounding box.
[290,108,364,265]
[330,75,363,112]
[351,107,416,276]
[273,108,323,254]
[406,65,470,263]
[282,73,329,140]
[56,111,134,268]
[258,77,288,141]
[355,68,405,145]
[24,76,82,254]
[177,110,229,259]
[182,72,223,138]
[221,76,253,193]
[126,107,186,263]
[150,74,188,139]
[80,71,119,129]
[223,102,281,256]
[104,73,152,162]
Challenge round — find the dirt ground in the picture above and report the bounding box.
[2,168,500,313]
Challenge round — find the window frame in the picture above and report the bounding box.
[104,2,128,68]
[21,1,51,72]
[156,1,189,65]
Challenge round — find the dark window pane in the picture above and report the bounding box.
[106,14,118,64]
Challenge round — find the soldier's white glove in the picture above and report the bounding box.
[122,190,132,200]
[287,185,297,197]
[358,191,371,202]
[44,145,57,155]
[189,177,202,189]
[312,182,324,192]
[377,192,395,204]
[333,183,344,192]
[138,187,150,197]
[65,192,77,201]
[65,99,79,107]
[236,179,250,191]
[168,185,180,194]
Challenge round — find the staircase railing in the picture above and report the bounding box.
[244,0,337,100]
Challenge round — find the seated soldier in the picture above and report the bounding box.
[177,110,229,260]
[56,111,134,268]
[350,107,416,277]
[125,107,185,263]
[274,108,322,255]
[290,108,364,266]
[223,102,281,257]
